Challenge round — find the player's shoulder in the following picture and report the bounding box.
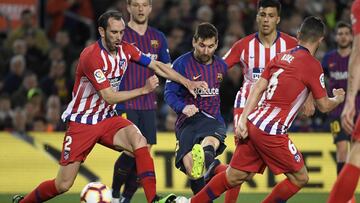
[279,32,297,43]
[213,55,228,67]
[324,49,337,58]
[80,41,101,60]
[233,33,256,46]
[173,52,192,66]
[147,26,166,36]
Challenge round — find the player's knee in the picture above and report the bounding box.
[56,180,74,193]
[226,167,248,187]
[131,132,148,150]
[295,173,309,187]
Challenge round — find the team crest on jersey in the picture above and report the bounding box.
[63,150,70,160]
[294,153,301,163]
[217,73,223,82]
[94,69,106,83]
[319,73,325,88]
[151,40,159,48]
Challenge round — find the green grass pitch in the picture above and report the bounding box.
[2,192,359,202]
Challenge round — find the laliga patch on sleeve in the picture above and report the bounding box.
[319,73,325,88]
[94,69,106,83]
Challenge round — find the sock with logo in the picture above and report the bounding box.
[112,153,135,198]
[122,167,139,200]
[134,146,156,203]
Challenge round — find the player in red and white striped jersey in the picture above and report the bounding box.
[223,0,297,122]
[179,16,345,203]
[328,0,360,202]
[205,1,298,202]
[12,11,207,203]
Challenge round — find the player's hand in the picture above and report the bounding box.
[299,94,315,117]
[143,75,159,94]
[333,88,345,104]
[182,105,199,117]
[341,99,355,135]
[235,114,248,139]
[186,80,208,98]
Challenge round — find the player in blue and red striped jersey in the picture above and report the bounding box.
[322,21,359,191]
[328,0,360,202]
[165,22,231,196]
[111,1,172,202]
[12,10,207,203]
[176,16,345,203]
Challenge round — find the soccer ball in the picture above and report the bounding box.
[80,182,112,203]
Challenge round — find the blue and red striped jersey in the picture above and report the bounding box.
[164,51,228,130]
[116,26,171,110]
[322,50,360,118]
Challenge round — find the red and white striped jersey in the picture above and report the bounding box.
[248,46,327,135]
[223,31,297,108]
[61,40,142,124]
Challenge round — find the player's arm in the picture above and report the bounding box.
[99,75,159,105]
[314,88,345,113]
[164,61,199,117]
[298,93,315,117]
[236,77,268,139]
[341,34,360,133]
[148,60,207,98]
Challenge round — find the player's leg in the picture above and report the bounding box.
[328,118,360,203]
[263,166,308,203]
[121,110,157,202]
[18,162,81,203]
[188,135,262,203]
[102,117,174,203]
[111,110,140,202]
[245,122,306,203]
[330,119,350,174]
[17,121,97,203]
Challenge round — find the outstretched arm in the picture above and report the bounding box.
[148,60,208,98]
[99,75,159,105]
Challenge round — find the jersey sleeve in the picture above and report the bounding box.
[158,32,171,64]
[164,58,187,113]
[321,52,330,76]
[303,61,327,99]
[81,54,110,91]
[127,43,151,66]
[352,0,360,35]
[223,39,243,68]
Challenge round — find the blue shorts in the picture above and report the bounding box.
[116,109,157,144]
[329,118,350,144]
[175,112,227,174]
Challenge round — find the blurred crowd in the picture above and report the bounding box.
[0,0,353,133]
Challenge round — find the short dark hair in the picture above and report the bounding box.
[193,23,218,42]
[127,0,152,4]
[21,9,32,17]
[298,16,326,43]
[335,21,352,33]
[257,0,281,15]
[97,10,123,30]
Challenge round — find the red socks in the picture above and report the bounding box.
[134,146,156,203]
[21,179,59,203]
[328,163,360,203]
[262,178,300,203]
[191,171,233,203]
[225,185,241,203]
